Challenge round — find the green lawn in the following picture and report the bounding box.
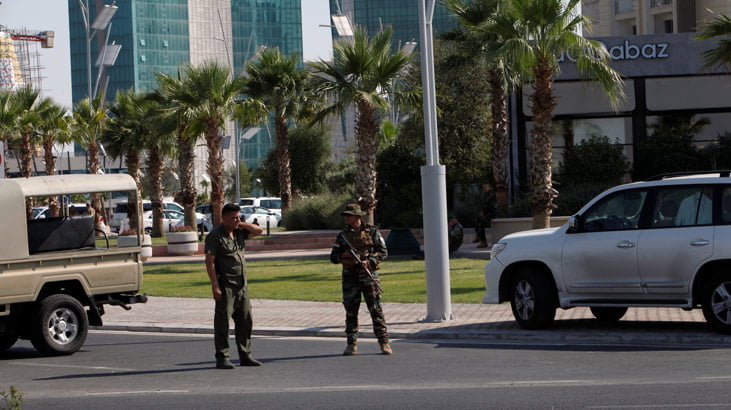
[141,258,489,304]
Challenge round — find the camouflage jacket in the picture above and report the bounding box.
[330,224,388,272]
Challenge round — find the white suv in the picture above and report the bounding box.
[484,171,731,334]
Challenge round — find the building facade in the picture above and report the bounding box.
[66,0,302,189]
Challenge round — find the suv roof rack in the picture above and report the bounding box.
[647,170,731,181]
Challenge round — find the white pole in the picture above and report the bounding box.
[418,0,452,322]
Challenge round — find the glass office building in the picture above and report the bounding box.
[232,0,303,169]
[329,0,455,48]
[68,0,190,102]
[68,0,303,172]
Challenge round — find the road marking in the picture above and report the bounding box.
[697,376,731,380]
[589,404,731,409]
[85,390,189,396]
[11,362,134,371]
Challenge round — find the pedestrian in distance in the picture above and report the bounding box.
[475,182,497,248]
[330,203,392,356]
[205,203,264,369]
[448,213,464,255]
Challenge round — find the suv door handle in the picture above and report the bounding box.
[617,241,636,249]
[690,239,710,247]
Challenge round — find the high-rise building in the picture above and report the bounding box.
[329,0,454,48]
[67,0,302,184]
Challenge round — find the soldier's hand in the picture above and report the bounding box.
[212,285,222,301]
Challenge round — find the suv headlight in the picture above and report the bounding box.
[490,243,507,258]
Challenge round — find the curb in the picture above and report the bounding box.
[93,324,731,348]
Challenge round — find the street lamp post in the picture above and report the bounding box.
[77,0,118,110]
[419,0,452,322]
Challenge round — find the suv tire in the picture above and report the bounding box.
[510,270,557,329]
[701,274,731,334]
[0,333,18,352]
[590,307,628,322]
[30,294,89,356]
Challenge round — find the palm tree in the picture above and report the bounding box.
[309,26,414,221]
[443,0,519,216]
[0,90,19,176]
[154,71,200,229]
[244,47,314,211]
[71,96,108,231]
[37,99,72,217]
[177,61,265,227]
[696,11,731,71]
[102,89,150,232]
[490,0,625,228]
[11,86,49,180]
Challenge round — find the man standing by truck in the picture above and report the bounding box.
[205,203,263,369]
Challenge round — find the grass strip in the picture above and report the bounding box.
[142,257,489,304]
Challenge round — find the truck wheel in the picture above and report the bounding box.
[702,274,731,334]
[30,294,88,356]
[0,333,18,352]
[590,307,628,322]
[510,270,557,329]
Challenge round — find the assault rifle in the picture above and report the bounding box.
[338,232,383,295]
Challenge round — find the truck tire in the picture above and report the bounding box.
[701,274,731,334]
[30,294,89,356]
[510,270,557,329]
[0,333,18,352]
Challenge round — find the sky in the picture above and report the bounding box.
[0,0,333,108]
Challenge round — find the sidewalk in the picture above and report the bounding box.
[97,241,731,347]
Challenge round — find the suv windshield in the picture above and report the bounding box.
[115,203,153,213]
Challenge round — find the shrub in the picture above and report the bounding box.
[1,386,23,410]
[282,193,352,230]
[558,135,629,187]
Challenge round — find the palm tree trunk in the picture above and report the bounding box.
[126,150,142,232]
[86,140,106,232]
[528,60,558,229]
[20,130,32,178]
[177,131,197,229]
[274,115,292,211]
[206,121,224,227]
[43,136,60,217]
[488,69,509,217]
[354,101,380,224]
[148,145,165,237]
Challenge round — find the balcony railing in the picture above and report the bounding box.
[614,0,636,13]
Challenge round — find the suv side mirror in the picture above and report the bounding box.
[567,215,581,233]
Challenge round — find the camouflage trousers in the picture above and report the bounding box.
[214,285,252,360]
[342,270,388,344]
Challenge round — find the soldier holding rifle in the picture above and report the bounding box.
[330,203,391,356]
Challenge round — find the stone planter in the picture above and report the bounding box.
[118,234,153,261]
[166,231,199,256]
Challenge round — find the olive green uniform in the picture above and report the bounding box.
[205,225,252,361]
[330,225,389,344]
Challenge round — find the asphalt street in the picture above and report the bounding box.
[3,331,731,409]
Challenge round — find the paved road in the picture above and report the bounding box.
[3,331,731,409]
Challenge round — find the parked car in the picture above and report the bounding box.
[238,197,281,214]
[112,200,205,232]
[141,209,211,234]
[484,171,731,334]
[240,205,281,227]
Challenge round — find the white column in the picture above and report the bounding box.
[418,0,452,322]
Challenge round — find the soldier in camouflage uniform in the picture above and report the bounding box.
[330,203,391,355]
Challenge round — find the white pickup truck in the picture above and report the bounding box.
[0,174,147,356]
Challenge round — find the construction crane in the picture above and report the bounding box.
[9,31,55,48]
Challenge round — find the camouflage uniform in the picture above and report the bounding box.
[330,224,389,344]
